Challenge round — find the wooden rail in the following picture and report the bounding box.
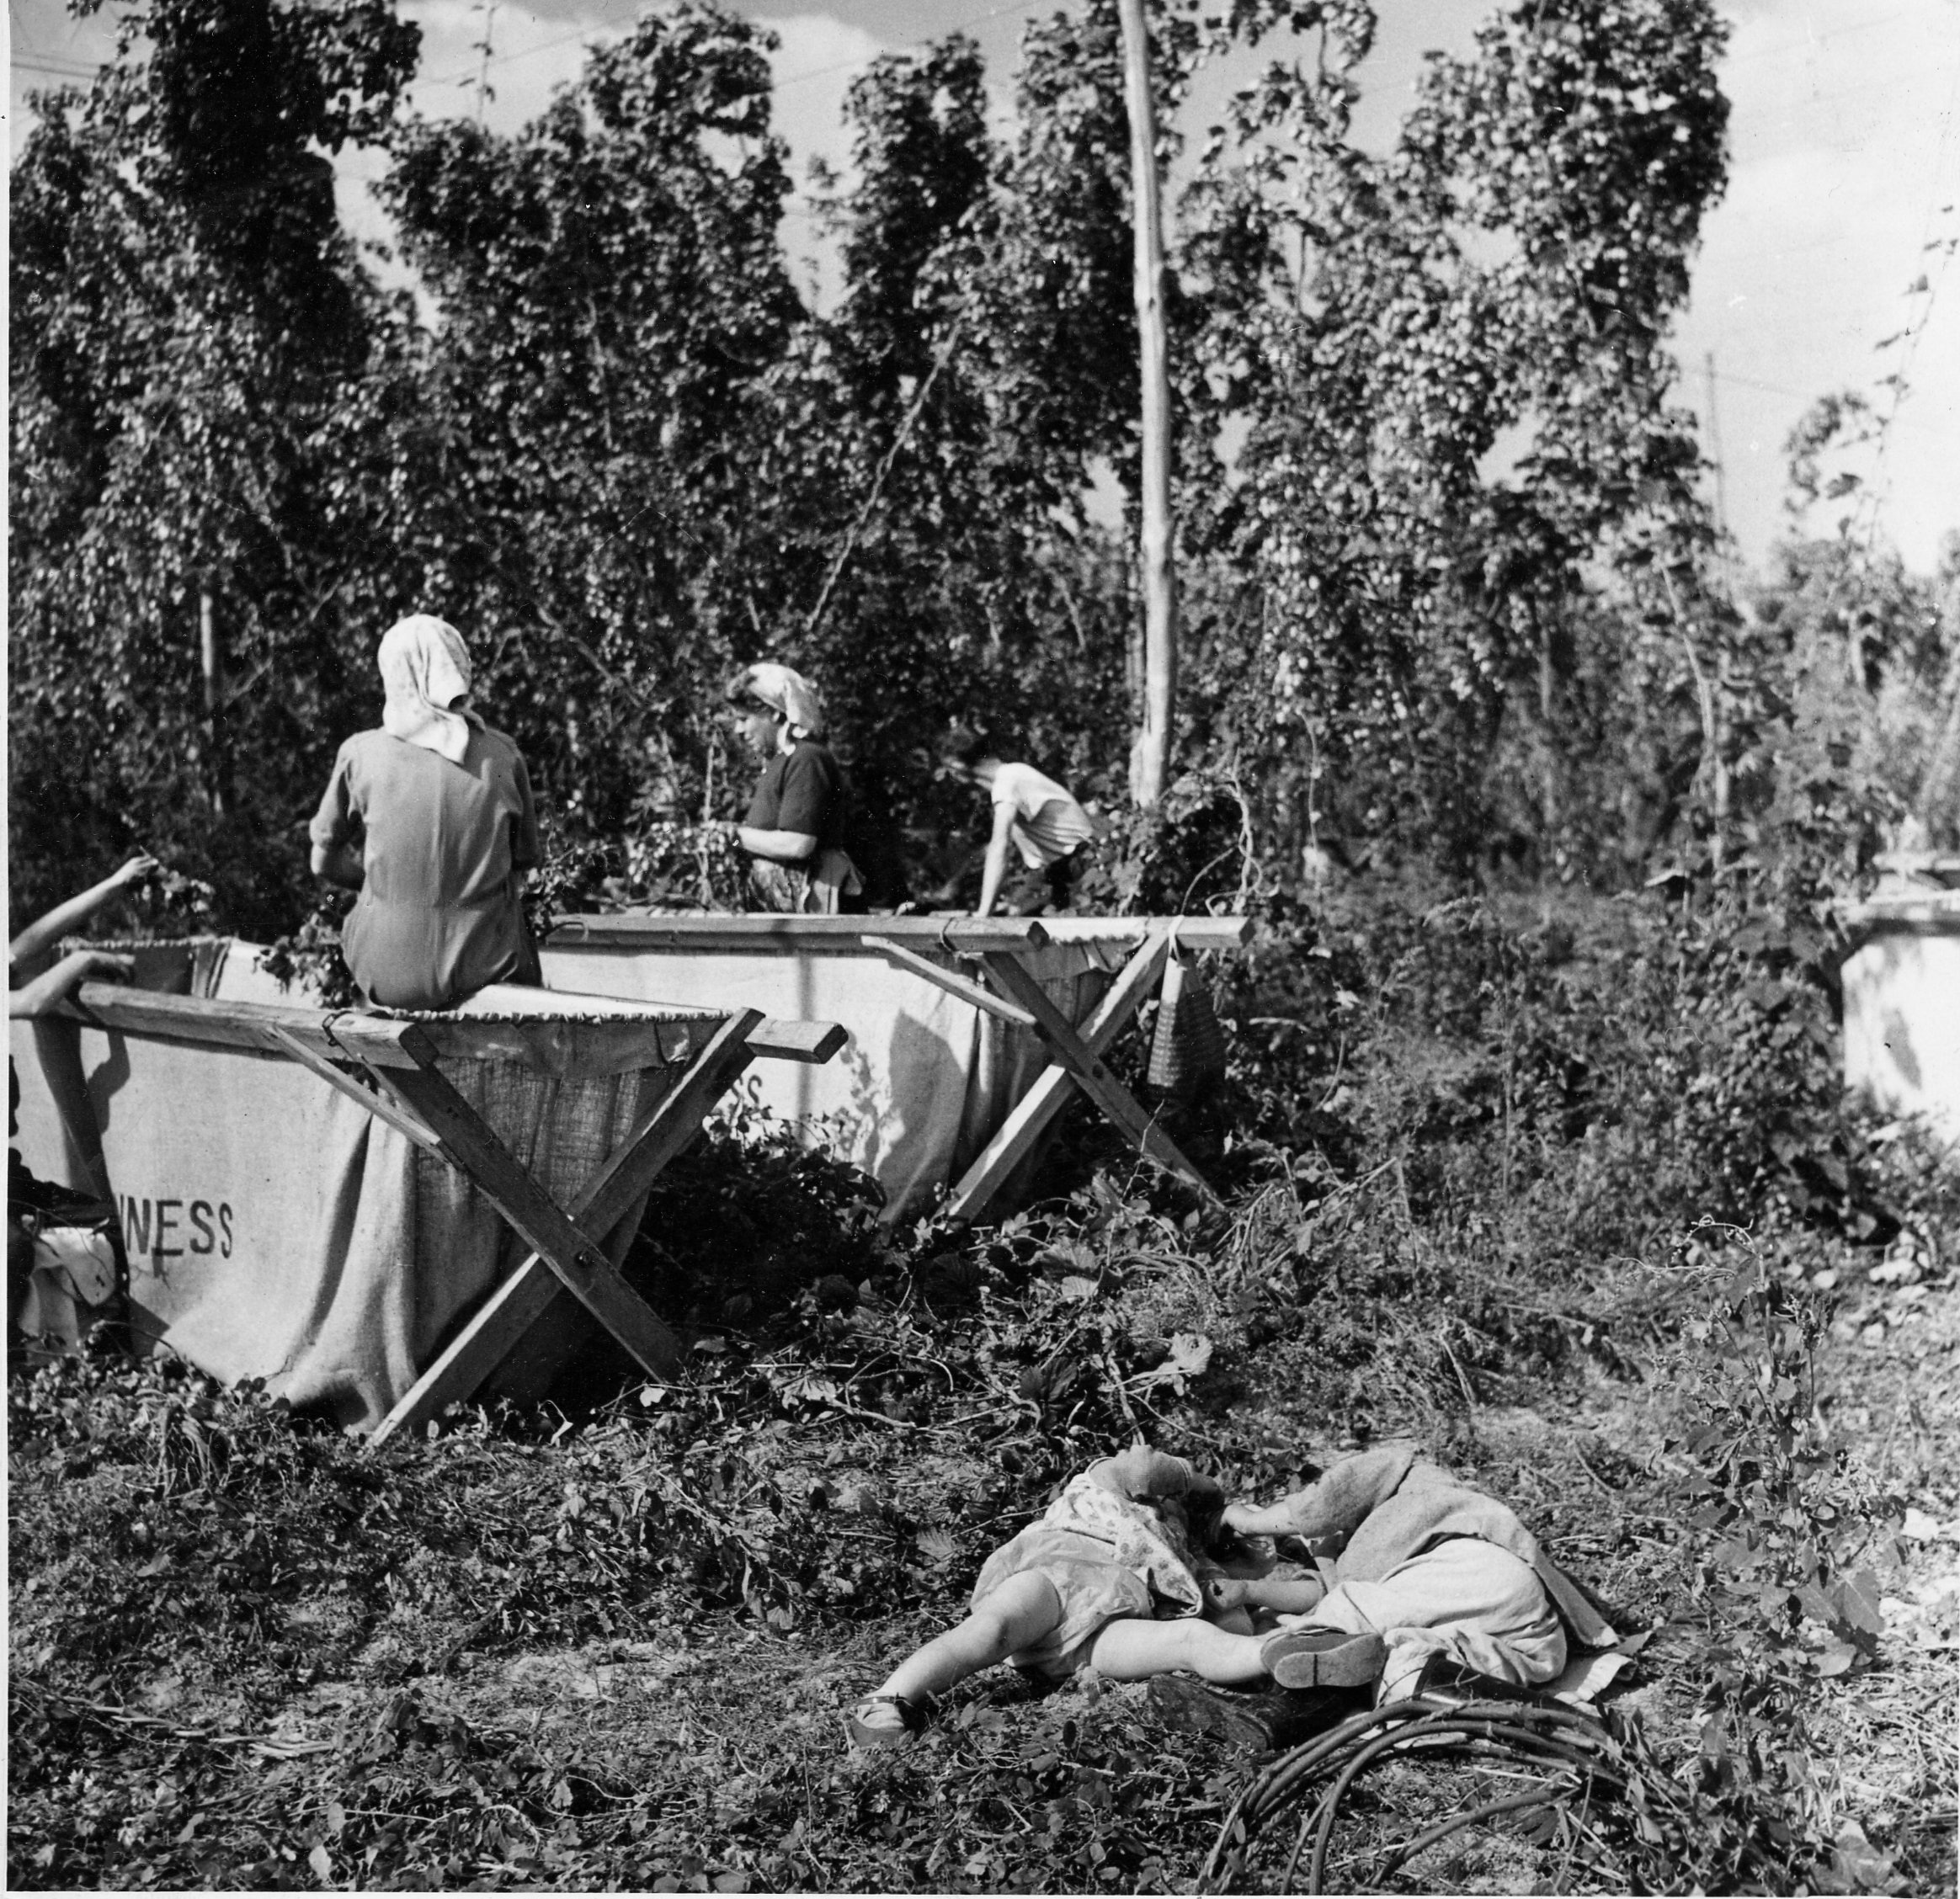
[546,912,1253,954]
[63,982,844,1072]
[547,913,1053,953]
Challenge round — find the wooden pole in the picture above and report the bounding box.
[200,586,227,817]
[1703,351,1728,552]
[474,0,497,125]
[1537,603,1557,840]
[1116,0,1178,809]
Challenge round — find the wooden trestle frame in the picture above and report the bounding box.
[860,916,1248,1221]
[543,912,1250,1225]
[57,983,843,1445]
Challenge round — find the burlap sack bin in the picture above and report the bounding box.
[9,948,711,1431]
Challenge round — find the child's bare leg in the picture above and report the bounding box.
[1084,1615,1270,1685]
[871,1571,1064,1706]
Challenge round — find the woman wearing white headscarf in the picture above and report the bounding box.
[308,614,541,1010]
[722,662,863,914]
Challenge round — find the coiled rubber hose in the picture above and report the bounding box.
[1199,1694,1636,1894]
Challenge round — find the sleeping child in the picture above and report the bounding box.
[848,1444,1378,1748]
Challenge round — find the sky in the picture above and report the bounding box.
[9,0,1959,576]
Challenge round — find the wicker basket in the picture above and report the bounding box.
[67,936,231,998]
[1146,952,1228,1094]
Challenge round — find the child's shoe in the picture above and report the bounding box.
[1258,1626,1387,1690]
[846,1693,928,1751]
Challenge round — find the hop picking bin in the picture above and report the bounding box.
[10,945,842,1440]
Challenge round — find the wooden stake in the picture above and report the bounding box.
[1116,0,1178,808]
[200,588,228,817]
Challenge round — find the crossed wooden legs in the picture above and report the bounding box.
[871,931,1222,1225]
[275,1009,764,1446]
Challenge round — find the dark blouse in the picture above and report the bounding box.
[743,739,851,852]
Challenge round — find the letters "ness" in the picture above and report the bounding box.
[120,1196,234,1262]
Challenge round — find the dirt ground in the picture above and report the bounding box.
[12,1212,1953,1895]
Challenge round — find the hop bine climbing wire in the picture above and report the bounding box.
[1197,1694,1722,1895]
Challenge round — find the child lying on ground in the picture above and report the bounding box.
[848,1446,1377,1748]
[1220,1442,1618,1702]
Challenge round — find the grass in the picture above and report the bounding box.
[8,880,1959,1892]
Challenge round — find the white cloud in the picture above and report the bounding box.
[401,0,614,133]
[1675,0,1960,570]
[759,13,890,308]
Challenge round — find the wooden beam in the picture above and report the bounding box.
[1116,0,1178,807]
[65,983,296,1056]
[943,934,1172,1223]
[861,938,1039,1029]
[368,1011,764,1445]
[546,914,1052,954]
[368,1249,569,1450]
[67,983,426,1067]
[370,1056,684,1382]
[546,912,1250,955]
[1037,915,1252,951]
[980,952,1217,1205]
[748,1018,849,1065]
[261,1025,441,1150]
[74,979,837,1081]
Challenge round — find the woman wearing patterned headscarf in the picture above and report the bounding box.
[308,614,541,1009]
[722,662,864,914]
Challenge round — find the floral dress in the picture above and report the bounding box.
[969,1451,1220,1680]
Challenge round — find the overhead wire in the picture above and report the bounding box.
[10,0,1941,93]
[8,0,104,80]
[413,0,1921,109]
[1699,368,1957,442]
[420,0,1045,93]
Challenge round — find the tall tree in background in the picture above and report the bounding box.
[25,0,1929,927]
[794,29,1022,870]
[375,3,804,838]
[9,0,418,928]
[1180,0,1728,866]
[826,35,990,407]
[796,12,1158,871]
